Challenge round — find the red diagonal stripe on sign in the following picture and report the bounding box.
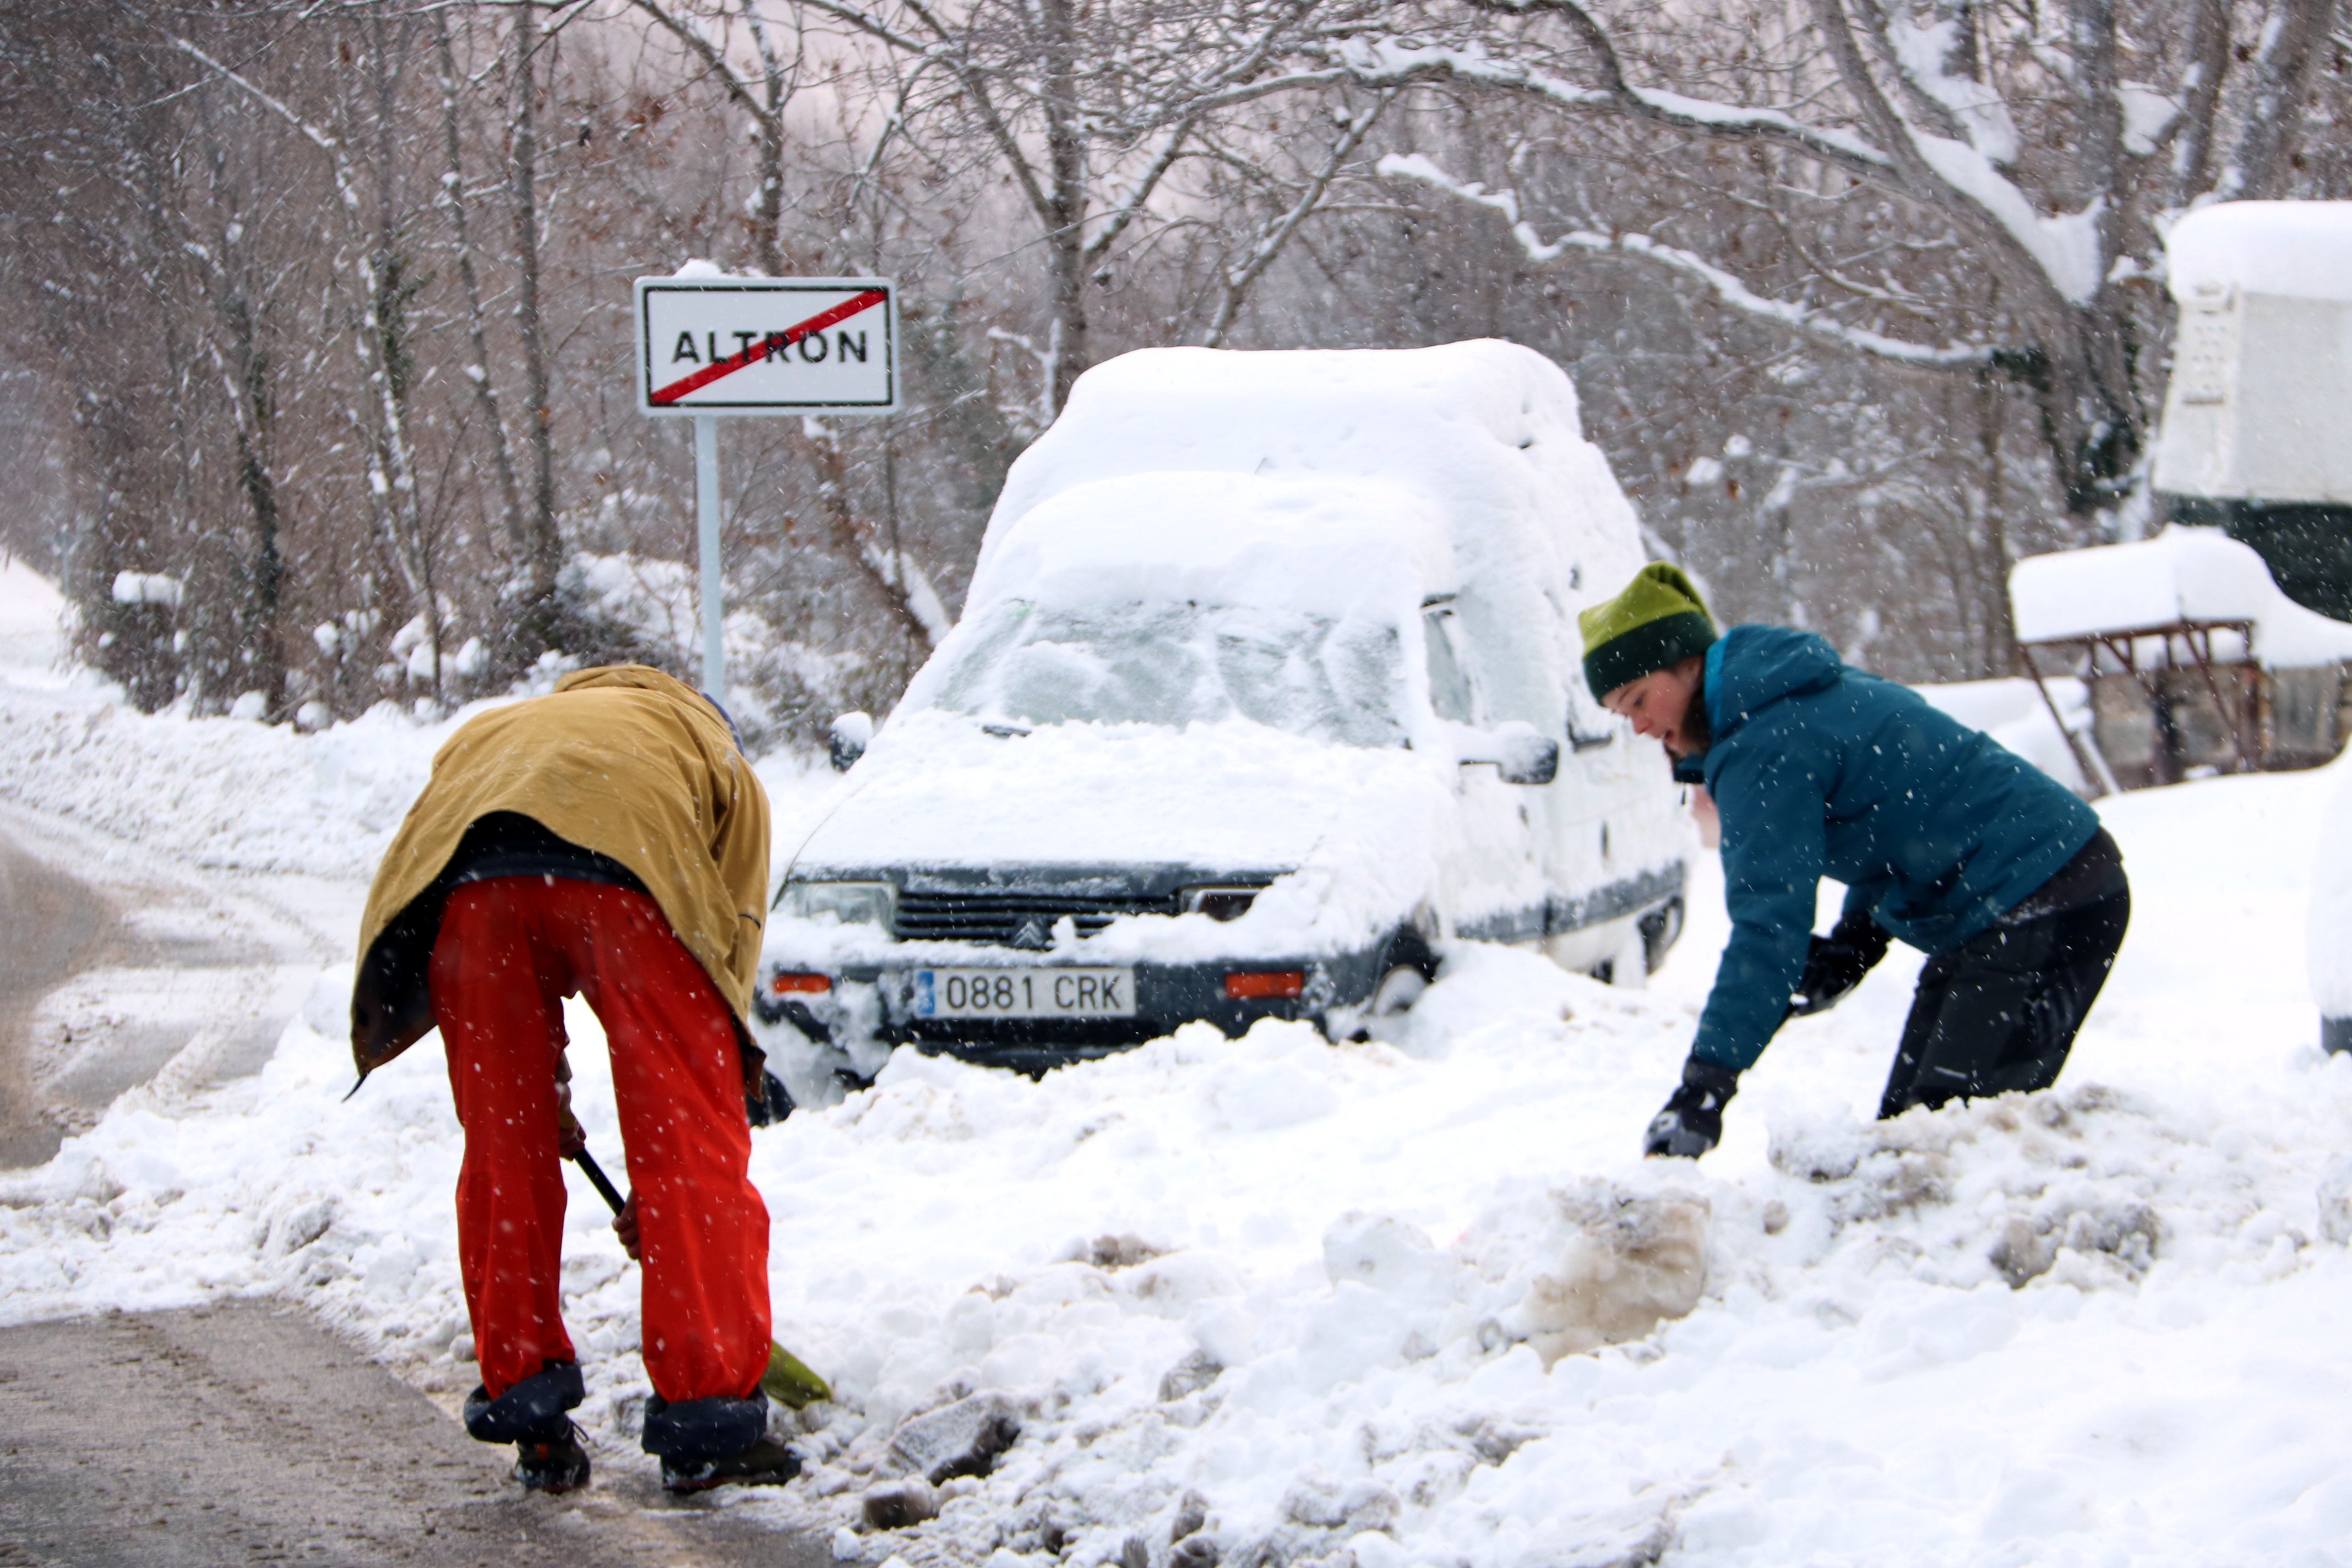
[649,288,888,406]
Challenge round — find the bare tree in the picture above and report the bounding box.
[780,0,1393,410]
[1331,0,2344,514]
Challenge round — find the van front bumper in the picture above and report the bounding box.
[756,948,1390,1074]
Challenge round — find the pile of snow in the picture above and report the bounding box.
[2165,200,2352,305]
[2008,525,2352,669]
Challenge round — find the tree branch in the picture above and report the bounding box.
[1379,152,1991,368]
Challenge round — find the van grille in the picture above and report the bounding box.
[892,889,1170,944]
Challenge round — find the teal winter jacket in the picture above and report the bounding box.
[1690,625,2099,1072]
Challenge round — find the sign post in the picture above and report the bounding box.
[634,271,899,702]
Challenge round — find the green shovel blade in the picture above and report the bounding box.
[763,1342,832,1409]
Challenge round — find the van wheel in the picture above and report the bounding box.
[1371,965,1429,1016]
[1638,897,1685,974]
[1337,965,1430,1043]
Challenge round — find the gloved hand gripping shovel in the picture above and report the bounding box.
[564,1140,834,1410]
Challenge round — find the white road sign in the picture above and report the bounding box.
[634,276,898,415]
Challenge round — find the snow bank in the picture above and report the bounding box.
[2166,200,2352,306]
[2009,525,2352,668]
[8,866,2352,1565]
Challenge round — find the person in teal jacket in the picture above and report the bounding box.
[1581,564,2130,1157]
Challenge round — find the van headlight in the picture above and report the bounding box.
[778,880,896,927]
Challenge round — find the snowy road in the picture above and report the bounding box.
[0,829,112,1167]
[0,1300,829,1567]
[0,807,341,1167]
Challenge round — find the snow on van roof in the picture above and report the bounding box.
[2009,526,2352,668]
[975,341,1648,729]
[966,471,1448,619]
[984,340,1627,556]
[2165,201,2352,306]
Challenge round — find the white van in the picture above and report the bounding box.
[757,341,1695,1082]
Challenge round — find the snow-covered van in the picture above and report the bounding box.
[756,341,1694,1082]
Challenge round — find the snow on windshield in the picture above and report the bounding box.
[927,596,1406,748]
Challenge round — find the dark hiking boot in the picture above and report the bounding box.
[464,1361,590,1495]
[660,1436,801,1494]
[642,1390,797,1493]
[515,1420,593,1494]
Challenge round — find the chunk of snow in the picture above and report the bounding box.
[671,257,728,278]
[2010,526,2352,668]
[110,571,183,608]
[228,691,267,721]
[2119,83,2181,157]
[2166,201,2352,305]
[1685,456,1724,485]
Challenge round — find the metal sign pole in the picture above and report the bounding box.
[695,413,725,701]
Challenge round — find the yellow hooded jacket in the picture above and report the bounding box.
[349,666,771,1077]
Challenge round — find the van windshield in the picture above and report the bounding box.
[927,598,1407,748]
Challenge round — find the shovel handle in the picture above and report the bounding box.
[569,1147,628,1215]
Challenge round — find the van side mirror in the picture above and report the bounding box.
[1456,721,1560,786]
[828,711,873,772]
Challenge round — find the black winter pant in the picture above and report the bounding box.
[1879,886,2130,1120]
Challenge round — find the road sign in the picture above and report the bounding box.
[632,271,901,703]
[634,276,898,415]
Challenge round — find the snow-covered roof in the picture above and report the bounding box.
[2165,201,2352,306]
[973,341,1647,731]
[2009,526,2352,668]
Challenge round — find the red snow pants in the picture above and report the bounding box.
[428,876,771,1405]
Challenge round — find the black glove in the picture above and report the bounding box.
[1643,1058,1739,1159]
[1788,911,1891,1017]
[747,1069,794,1128]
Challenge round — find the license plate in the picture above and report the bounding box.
[911,967,1136,1019]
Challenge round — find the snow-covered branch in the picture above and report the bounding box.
[1330,32,1892,179]
[1379,154,1991,368]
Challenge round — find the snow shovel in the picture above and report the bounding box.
[566,1142,834,1411]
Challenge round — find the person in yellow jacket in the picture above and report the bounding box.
[352,666,791,1494]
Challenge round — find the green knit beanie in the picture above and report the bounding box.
[1579,563,1718,700]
